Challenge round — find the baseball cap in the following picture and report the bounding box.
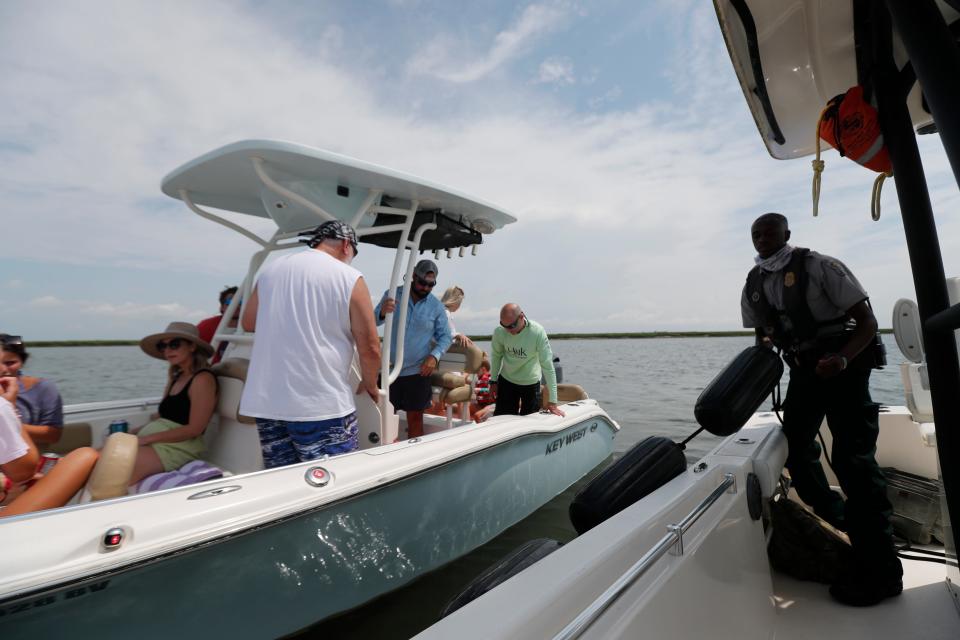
[299,220,359,255]
[414,259,438,279]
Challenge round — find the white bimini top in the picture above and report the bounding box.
[240,250,362,421]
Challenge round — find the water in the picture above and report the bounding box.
[24,336,908,639]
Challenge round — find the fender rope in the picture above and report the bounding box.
[811,106,830,217]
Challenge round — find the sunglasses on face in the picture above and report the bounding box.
[222,297,233,306]
[156,338,185,352]
[414,276,437,288]
[500,315,523,330]
[0,334,23,347]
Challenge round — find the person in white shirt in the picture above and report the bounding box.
[239,221,381,469]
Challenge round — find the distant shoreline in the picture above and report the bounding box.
[28,328,893,347]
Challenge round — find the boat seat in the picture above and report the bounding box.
[892,298,934,422]
[541,383,589,406]
[206,357,263,473]
[431,342,484,379]
[431,343,484,429]
[893,278,960,423]
[209,357,254,424]
[41,422,93,455]
[85,432,138,501]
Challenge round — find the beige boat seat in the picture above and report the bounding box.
[206,357,263,473]
[85,432,139,501]
[431,343,484,428]
[541,383,589,406]
[432,343,483,378]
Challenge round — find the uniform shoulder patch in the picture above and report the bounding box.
[825,260,847,276]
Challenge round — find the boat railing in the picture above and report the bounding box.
[64,397,162,417]
[553,472,737,640]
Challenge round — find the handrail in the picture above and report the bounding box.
[387,219,438,385]
[926,301,960,332]
[379,202,419,398]
[553,473,737,640]
[350,188,382,229]
[180,190,269,247]
[64,397,162,416]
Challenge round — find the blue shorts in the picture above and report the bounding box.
[255,413,359,470]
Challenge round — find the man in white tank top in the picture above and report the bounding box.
[239,221,381,469]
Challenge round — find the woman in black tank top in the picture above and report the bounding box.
[158,370,214,426]
[129,322,219,485]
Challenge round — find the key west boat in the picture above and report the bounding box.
[0,140,619,639]
[416,1,960,638]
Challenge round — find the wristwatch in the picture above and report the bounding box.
[838,355,848,370]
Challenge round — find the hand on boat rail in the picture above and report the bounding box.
[541,403,565,417]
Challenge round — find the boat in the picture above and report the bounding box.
[415,1,960,638]
[0,140,620,639]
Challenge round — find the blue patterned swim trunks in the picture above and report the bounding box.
[255,413,359,469]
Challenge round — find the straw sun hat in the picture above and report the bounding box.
[139,322,214,360]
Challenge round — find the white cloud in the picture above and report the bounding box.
[535,57,575,85]
[78,301,206,321]
[1,0,957,339]
[406,3,571,83]
[28,296,63,308]
[450,305,504,323]
[588,85,622,109]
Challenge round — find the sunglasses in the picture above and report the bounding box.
[0,334,23,347]
[222,296,233,306]
[500,315,523,330]
[414,276,437,288]
[156,338,186,351]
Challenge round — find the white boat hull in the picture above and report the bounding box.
[0,404,617,640]
[415,408,958,639]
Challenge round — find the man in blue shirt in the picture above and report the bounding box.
[375,260,453,439]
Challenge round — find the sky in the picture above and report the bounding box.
[1,0,958,340]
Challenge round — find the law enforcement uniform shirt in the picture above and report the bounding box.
[741,251,869,329]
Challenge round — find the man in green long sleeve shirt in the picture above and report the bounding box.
[490,304,565,417]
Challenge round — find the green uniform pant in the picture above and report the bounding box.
[782,364,901,578]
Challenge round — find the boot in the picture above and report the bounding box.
[829,574,902,606]
[829,554,903,607]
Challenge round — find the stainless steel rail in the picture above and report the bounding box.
[64,397,161,416]
[553,473,737,640]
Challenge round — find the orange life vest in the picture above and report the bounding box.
[811,85,893,221]
[819,85,892,174]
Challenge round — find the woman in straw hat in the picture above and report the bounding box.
[130,322,218,484]
[440,286,473,348]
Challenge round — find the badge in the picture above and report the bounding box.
[751,292,760,302]
[784,272,796,287]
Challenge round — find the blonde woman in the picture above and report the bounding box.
[130,322,218,484]
[440,286,473,347]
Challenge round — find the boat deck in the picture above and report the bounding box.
[772,557,959,639]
